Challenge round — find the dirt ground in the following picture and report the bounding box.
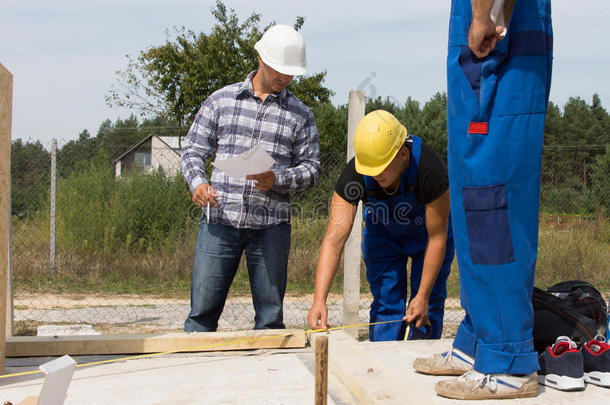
[10,293,465,337]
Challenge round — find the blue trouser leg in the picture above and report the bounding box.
[365,241,454,341]
[245,222,290,329]
[448,0,553,374]
[184,221,244,332]
[366,250,408,342]
[409,237,455,339]
[185,221,291,332]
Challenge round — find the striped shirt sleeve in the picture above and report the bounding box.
[181,97,218,194]
[272,111,321,192]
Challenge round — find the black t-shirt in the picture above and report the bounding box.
[335,141,449,206]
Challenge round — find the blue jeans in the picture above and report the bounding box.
[184,221,291,332]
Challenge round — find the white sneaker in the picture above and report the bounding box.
[435,370,539,400]
[413,347,474,375]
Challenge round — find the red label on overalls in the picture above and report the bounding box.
[469,122,488,134]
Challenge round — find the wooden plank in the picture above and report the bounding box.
[6,329,306,357]
[315,335,328,405]
[0,63,14,373]
[311,331,428,405]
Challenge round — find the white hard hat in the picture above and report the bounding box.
[254,24,307,76]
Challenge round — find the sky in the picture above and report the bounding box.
[2,0,609,148]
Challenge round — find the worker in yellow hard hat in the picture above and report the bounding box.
[307,110,454,341]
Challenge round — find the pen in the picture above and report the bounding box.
[206,201,210,224]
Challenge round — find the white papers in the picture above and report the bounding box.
[212,144,276,179]
[471,0,509,36]
[38,355,76,405]
[490,0,508,36]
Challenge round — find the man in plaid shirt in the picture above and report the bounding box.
[182,25,321,332]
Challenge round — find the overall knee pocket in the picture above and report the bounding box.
[462,184,515,265]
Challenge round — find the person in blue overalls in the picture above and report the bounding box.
[307,110,455,341]
[414,0,553,400]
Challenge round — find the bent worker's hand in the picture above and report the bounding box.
[192,183,218,207]
[468,14,504,58]
[403,295,429,329]
[307,302,329,330]
[246,170,275,192]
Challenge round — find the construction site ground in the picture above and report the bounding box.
[2,334,607,405]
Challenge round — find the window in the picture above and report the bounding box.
[134,151,151,167]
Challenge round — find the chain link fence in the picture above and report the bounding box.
[9,135,606,339]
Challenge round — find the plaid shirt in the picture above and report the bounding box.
[182,71,321,229]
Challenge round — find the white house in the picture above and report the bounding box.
[113,134,181,177]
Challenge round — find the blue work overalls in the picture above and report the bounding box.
[362,135,455,341]
[447,0,553,374]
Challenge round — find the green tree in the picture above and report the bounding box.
[107,0,332,137]
[11,139,50,216]
[96,115,142,162]
[366,96,401,116]
[562,96,596,186]
[590,93,610,136]
[591,146,610,213]
[418,92,447,160]
[57,130,99,177]
[541,102,564,187]
[313,102,347,160]
[402,97,422,130]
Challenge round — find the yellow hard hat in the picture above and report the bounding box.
[354,110,407,176]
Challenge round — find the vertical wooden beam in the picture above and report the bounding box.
[343,91,365,338]
[6,207,12,337]
[314,335,328,405]
[0,62,13,373]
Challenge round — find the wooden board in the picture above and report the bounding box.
[0,63,14,373]
[310,331,428,405]
[7,329,306,357]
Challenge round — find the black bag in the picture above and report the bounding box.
[532,280,607,353]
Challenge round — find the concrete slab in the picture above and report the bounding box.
[1,337,607,404]
[1,350,358,405]
[357,339,609,405]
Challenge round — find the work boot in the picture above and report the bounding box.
[435,370,539,400]
[413,347,474,375]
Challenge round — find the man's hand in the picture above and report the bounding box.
[468,15,504,58]
[246,170,276,191]
[403,294,430,329]
[192,183,218,207]
[307,301,329,330]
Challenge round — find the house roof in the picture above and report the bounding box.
[112,134,181,163]
[157,136,180,151]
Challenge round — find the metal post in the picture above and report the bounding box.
[343,90,365,338]
[50,138,57,277]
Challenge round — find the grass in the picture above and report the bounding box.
[536,212,610,289]
[13,320,39,336]
[11,213,610,298]
[444,213,610,295]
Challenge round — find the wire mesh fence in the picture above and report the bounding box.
[8,135,606,339]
